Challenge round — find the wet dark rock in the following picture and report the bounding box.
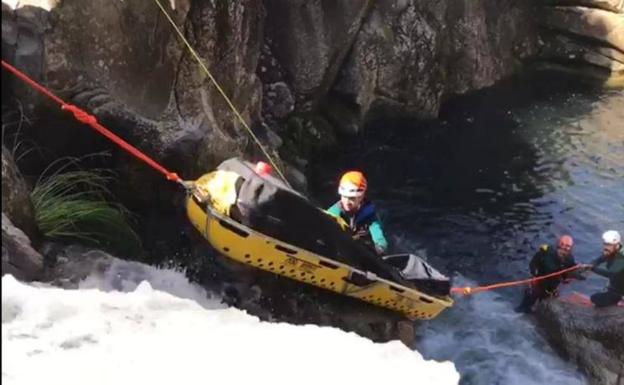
[41,243,117,287]
[174,0,267,172]
[262,0,374,111]
[1,3,48,105]
[261,0,537,130]
[2,213,44,281]
[1,146,38,241]
[535,298,624,385]
[2,0,286,208]
[263,82,294,119]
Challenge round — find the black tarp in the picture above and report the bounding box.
[217,158,450,296]
[382,254,451,296]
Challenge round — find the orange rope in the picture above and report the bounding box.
[1,60,183,185]
[451,264,590,296]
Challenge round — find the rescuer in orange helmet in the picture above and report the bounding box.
[326,171,388,255]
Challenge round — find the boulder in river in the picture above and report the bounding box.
[2,213,44,281]
[535,298,624,385]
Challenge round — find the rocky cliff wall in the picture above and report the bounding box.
[535,0,624,86]
[1,0,539,183]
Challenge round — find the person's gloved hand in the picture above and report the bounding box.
[580,264,594,272]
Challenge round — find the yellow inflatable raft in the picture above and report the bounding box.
[185,162,453,320]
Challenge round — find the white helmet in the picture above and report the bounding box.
[602,230,621,245]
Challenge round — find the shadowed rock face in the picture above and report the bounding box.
[2,141,43,282]
[263,0,537,132]
[535,299,624,385]
[333,0,536,125]
[174,0,266,172]
[3,1,621,180]
[262,0,374,112]
[2,213,44,281]
[536,1,624,86]
[2,1,271,175]
[1,146,38,241]
[1,0,539,177]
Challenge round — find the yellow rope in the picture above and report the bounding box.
[153,0,290,185]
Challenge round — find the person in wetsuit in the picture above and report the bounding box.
[326,171,388,255]
[515,235,585,313]
[588,230,624,307]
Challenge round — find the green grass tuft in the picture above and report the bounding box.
[30,157,142,256]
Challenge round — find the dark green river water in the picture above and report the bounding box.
[310,75,624,385]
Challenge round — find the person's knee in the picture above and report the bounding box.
[591,292,620,308]
[590,292,606,307]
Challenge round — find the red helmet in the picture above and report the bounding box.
[255,161,272,176]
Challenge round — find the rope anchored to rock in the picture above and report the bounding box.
[451,264,591,296]
[1,59,187,188]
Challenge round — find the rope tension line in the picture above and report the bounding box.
[1,60,184,186]
[451,264,589,296]
[152,0,290,186]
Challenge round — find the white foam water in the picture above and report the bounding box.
[2,263,459,385]
[417,275,586,385]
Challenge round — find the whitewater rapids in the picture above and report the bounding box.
[2,265,459,385]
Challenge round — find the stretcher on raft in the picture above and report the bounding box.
[185,158,453,320]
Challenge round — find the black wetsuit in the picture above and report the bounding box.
[516,244,583,313]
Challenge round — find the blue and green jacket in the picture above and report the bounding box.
[590,248,624,295]
[326,200,388,254]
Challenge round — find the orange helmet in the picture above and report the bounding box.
[338,171,367,198]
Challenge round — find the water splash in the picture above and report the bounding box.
[2,273,459,385]
[417,275,586,385]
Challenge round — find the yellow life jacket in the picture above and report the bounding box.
[325,210,350,232]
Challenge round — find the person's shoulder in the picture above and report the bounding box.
[362,198,375,207]
[326,202,341,215]
[538,244,549,252]
[358,199,376,212]
[534,244,555,259]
